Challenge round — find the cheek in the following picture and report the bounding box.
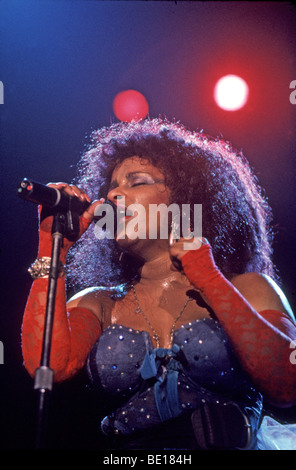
[146,186,170,205]
[131,186,169,207]
[145,189,172,238]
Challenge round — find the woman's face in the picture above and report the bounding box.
[107,156,171,252]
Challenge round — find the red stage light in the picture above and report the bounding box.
[214,75,249,111]
[113,90,149,122]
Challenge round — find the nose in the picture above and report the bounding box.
[107,186,126,205]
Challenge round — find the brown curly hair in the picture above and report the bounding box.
[66,117,275,294]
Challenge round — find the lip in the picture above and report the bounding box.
[118,215,134,226]
[118,215,132,222]
[115,207,134,241]
[115,203,134,221]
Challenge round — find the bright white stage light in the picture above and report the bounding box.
[214,75,249,111]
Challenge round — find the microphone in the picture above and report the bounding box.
[17,178,91,215]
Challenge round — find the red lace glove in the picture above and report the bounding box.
[22,207,102,382]
[36,205,91,262]
[181,243,296,407]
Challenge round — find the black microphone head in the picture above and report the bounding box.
[17,178,91,215]
[17,178,58,206]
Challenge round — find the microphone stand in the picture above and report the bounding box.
[33,210,78,449]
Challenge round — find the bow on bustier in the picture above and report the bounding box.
[140,344,185,422]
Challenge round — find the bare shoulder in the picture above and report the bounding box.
[67,286,119,323]
[230,272,295,321]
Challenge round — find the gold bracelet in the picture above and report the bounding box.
[28,257,66,279]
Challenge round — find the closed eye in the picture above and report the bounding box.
[131,181,147,187]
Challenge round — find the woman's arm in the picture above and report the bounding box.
[22,279,102,382]
[170,240,296,407]
[21,184,105,382]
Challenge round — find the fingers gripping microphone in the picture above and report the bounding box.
[17,178,91,215]
[17,178,93,240]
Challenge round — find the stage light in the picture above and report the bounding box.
[214,75,249,111]
[113,89,149,122]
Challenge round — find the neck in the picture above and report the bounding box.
[137,250,188,288]
[121,238,189,288]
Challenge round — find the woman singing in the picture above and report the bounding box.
[22,118,296,450]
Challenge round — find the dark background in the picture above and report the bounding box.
[0,0,296,451]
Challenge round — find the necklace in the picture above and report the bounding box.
[131,284,193,348]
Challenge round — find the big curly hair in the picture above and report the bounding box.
[66,117,275,294]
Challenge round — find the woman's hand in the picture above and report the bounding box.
[169,234,208,268]
[47,182,104,221]
[40,182,104,235]
[38,182,105,260]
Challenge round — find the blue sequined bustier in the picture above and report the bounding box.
[87,317,259,436]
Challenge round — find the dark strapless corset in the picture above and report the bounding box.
[87,317,262,436]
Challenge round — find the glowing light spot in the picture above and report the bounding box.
[214,75,249,111]
[113,90,149,122]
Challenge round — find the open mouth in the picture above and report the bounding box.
[117,205,134,221]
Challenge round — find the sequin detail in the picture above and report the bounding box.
[87,318,255,436]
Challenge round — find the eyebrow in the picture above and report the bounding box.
[109,171,158,191]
